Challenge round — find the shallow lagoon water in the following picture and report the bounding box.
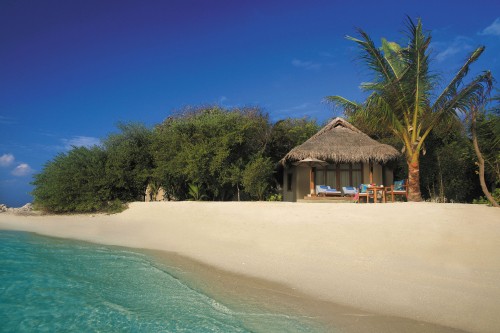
[0,230,324,332]
[0,229,466,333]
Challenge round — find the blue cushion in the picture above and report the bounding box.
[360,184,368,193]
[394,180,405,191]
[319,185,328,189]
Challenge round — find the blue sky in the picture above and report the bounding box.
[1,0,500,206]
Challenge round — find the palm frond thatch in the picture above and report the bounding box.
[281,118,400,165]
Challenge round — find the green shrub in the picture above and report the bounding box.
[473,188,500,205]
[242,156,274,200]
[32,146,112,213]
[267,193,283,201]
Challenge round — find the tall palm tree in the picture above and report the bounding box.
[327,17,493,201]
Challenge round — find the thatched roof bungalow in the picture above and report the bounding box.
[281,117,400,201]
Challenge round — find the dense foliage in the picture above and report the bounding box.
[104,123,154,202]
[151,107,272,201]
[32,147,119,213]
[32,106,319,212]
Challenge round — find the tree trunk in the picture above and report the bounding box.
[471,109,499,207]
[407,156,423,202]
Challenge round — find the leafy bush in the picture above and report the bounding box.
[104,123,154,202]
[32,147,112,213]
[152,106,273,201]
[242,156,274,200]
[473,188,500,205]
[267,193,283,201]
[187,183,207,201]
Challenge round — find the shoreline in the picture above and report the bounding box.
[1,202,499,332]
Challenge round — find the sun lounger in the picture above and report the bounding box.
[342,186,357,197]
[316,185,341,196]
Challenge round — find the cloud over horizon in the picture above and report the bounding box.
[291,59,321,70]
[11,163,34,177]
[62,136,101,150]
[0,153,15,167]
[479,17,500,36]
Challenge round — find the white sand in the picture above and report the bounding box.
[1,202,499,333]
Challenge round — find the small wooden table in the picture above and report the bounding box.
[367,186,386,203]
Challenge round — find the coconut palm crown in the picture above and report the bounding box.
[327,17,493,201]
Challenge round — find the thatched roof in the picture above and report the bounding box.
[281,117,400,165]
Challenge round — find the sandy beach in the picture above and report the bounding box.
[1,202,499,332]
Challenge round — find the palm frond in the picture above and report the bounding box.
[381,38,406,78]
[432,46,486,111]
[325,96,362,115]
[402,17,433,140]
[347,31,397,87]
[418,71,493,150]
[440,71,493,115]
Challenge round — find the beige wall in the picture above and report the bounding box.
[296,166,310,200]
[283,166,314,201]
[362,162,386,185]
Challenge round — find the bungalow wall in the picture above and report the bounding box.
[283,165,310,202]
[283,162,393,202]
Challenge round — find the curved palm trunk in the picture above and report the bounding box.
[407,155,423,202]
[471,109,499,207]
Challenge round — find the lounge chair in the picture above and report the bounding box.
[385,180,408,202]
[342,186,357,197]
[316,185,341,197]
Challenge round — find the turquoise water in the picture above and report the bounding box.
[0,230,323,332]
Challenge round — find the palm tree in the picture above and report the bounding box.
[327,17,493,201]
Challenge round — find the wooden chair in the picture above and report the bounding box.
[357,184,372,203]
[385,180,408,202]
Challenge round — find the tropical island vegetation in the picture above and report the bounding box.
[32,18,499,213]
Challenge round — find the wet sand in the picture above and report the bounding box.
[146,249,465,333]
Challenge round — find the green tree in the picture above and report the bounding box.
[267,118,320,163]
[32,146,114,213]
[419,129,479,202]
[242,156,275,200]
[104,123,154,202]
[467,96,499,207]
[476,97,500,187]
[152,106,272,200]
[327,17,493,201]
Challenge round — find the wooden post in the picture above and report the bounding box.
[310,167,315,195]
[369,161,373,184]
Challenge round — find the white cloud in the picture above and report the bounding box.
[62,136,101,150]
[479,17,500,36]
[0,153,15,167]
[272,102,324,119]
[11,163,34,177]
[291,59,321,70]
[433,36,472,62]
[0,116,16,125]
